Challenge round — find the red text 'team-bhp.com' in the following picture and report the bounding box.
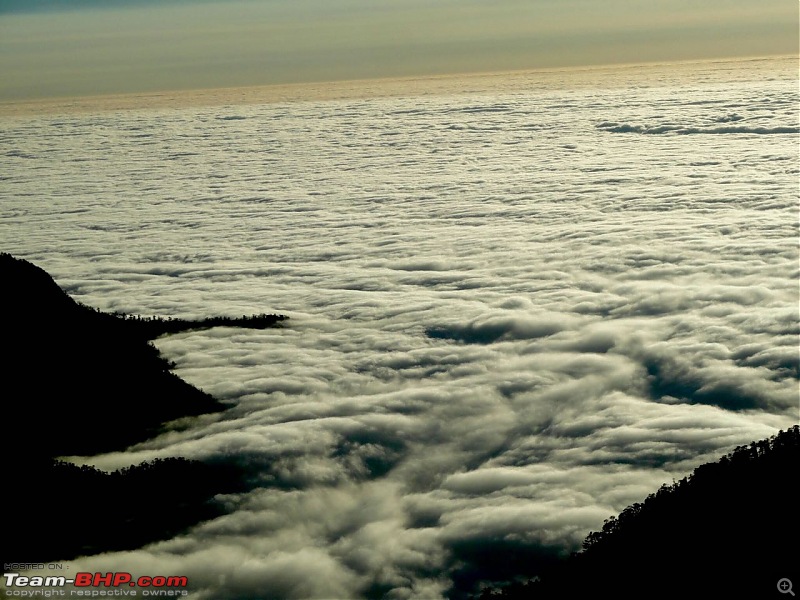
[3,571,190,597]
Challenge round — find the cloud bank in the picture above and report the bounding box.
[1,57,797,598]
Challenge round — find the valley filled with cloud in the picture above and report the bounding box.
[1,56,797,598]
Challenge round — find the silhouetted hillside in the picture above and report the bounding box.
[1,253,283,562]
[0,252,285,458]
[8,457,247,562]
[481,425,799,600]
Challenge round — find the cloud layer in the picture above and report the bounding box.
[1,57,797,598]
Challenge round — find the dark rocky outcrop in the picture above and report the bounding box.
[480,426,800,599]
[1,253,284,562]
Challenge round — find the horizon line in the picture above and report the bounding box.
[1,53,795,117]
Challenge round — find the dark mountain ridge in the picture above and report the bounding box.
[1,252,285,562]
[480,425,799,599]
[1,252,285,458]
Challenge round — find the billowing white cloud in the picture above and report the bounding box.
[2,57,797,598]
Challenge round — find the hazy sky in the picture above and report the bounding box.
[0,0,797,100]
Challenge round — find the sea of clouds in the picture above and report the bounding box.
[1,57,798,599]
